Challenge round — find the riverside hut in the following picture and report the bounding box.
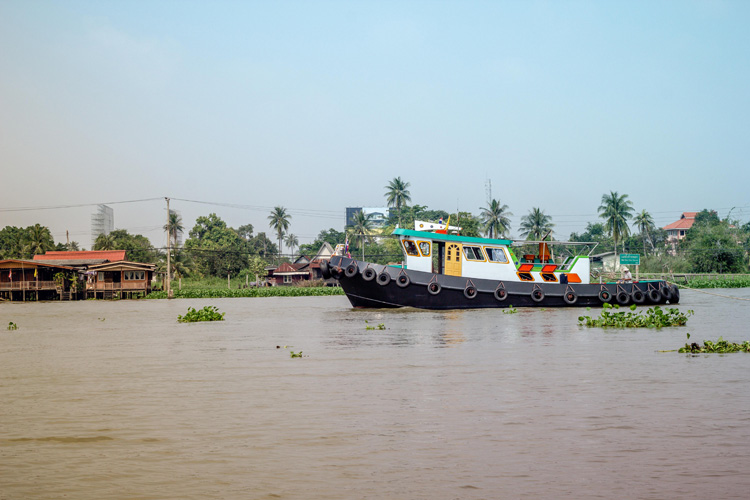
[0,259,79,301]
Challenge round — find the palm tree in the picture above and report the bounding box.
[94,232,116,250]
[384,177,411,226]
[285,233,299,260]
[24,224,55,257]
[633,209,655,256]
[598,191,634,258]
[480,199,513,239]
[268,206,291,263]
[519,208,554,240]
[163,210,184,252]
[349,210,374,260]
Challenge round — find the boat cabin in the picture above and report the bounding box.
[394,221,592,285]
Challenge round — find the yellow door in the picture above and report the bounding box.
[445,243,462,276]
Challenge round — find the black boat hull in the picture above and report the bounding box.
[326,256,679,310]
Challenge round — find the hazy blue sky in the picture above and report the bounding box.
[2,0,748,249]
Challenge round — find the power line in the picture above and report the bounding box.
[0,198,163,212]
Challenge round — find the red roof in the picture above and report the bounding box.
[663,212,697,231]
[33,250,127,262]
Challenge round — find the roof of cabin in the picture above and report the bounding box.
[394,228,513,246]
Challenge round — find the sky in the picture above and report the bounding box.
[1,0,749,250]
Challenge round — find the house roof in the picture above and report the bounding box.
[0,259,76,271]
[273,262,310,276]
[34,250,127,262]
[88,261,157,272]
[663,212,697,231]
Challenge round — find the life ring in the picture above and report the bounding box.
[320,260,331,279]
[493,286,507,301]
[396,273,411,288]
[531,288,544,303]
[669,285,680,304]
[647,289,661,303]
[563,289,578,305]
[616,291,630,305]
[598,289,612,303]
[344,263,358,278]
[631,288,646,304]
[660,284,672,301]
[331,266,343,280]
[464,285,477,299]
[362,267,377,281]
[428,282,441,295]
[376,272,391,286]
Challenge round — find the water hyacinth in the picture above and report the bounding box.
[177,306,225,323]
[679,333,750,353]
[578,303,693,328]
[148,287,344,299]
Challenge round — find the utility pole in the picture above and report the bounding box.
[166,197,172,299]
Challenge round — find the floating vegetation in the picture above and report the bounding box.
[290,351,304,358]
[147,287,344,299]
[686,276,750,289]
[7,321,18,331]
[578,303,693,328]
[503,305,518,314]
[678,333,750,353]
[177,306,225,323]
[365,321,386,330]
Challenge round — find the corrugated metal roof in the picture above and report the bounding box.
[33,250,127,262]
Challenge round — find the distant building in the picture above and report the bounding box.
[91,204,114,248]
[346,207,390,227]
[663,212,697,243]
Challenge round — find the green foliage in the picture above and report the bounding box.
[0,224,55,259]
[365,321,386,330]
[686,276,750,288]
[480,199,513,239]
[7,322,18,331]
[177,305,225,323]
[520,207,554,240]
[679,333,750,353]
[289,350,303,358]
[184,213,250,276]
[578,303,693,328]
[681,221,746,273]
[94,229,158,263]
[598,191,634,252]
[148,286,344,299]
[298,228,345,257]
[503,305,518,314]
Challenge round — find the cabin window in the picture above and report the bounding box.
[485,247,509,263]
[463,246,485,261]
[541,273,557,282]
[124,270,145,281]
[97,272,105,281]
[418,241,431,257]
[517,272,534,281]
[403,239,420,256]
[283,275,292,284]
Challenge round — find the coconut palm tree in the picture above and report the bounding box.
[285,233,299,260]
[163,210,184,252]
[384,177,411,226]
[93,232,116,251]
[598,191,634,257]
[480,199,513,239]
[633,209,655,256]
[519,208,554,240]
[23,224,55,257]
[349,210,374,260]
[268,206,291,263]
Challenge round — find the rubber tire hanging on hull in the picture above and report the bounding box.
[494,286,507,301]
[320,260,331,279]
[396,274,410,288]
[331,266,343,280]
[427,282,441,295]
[464,285,477,299]
[376,272,391,286]
[598,289,612,303]
[531,288,544,303]
[631,288,646,304]
[648,289,661,303]
[362,268,377,281]
[345,263,358,278]
[616,291,630,305]
[563,289,578,305]
[670,285,680,303]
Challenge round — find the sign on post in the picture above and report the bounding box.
[619,254,641,266]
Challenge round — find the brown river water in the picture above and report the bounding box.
[1,290,749,500]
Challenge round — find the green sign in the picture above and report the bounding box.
[620,254,641,266]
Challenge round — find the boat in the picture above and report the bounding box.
[320,220,679,310]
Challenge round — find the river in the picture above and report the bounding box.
[1,289,749,499]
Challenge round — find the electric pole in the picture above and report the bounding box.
[166,197,172,299]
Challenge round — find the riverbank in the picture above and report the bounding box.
[145,286,344,299]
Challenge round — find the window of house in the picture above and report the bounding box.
[283,275,292,284]
[485,247,509,263]
[97,272,105,281]
[403,239,420,256]
[463,246,485,261]
[418,241,431,257]
[124,271,145,280]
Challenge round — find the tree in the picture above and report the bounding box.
[94,232,117,251]
[384,177,411,226]
[95,229,157,263]
[268,206,291,264]
[0,226,26,259]
[682,222,746,273]
[184,213,248,276]
[632,209,655,256]
[348,210,375,260]
[598,191,634,258]
[298,228,345,257]
[480,199,512,239]
[285,233,299,260]
[22,224,55,257]
[163,210,184,252]
[519,208,554,240]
